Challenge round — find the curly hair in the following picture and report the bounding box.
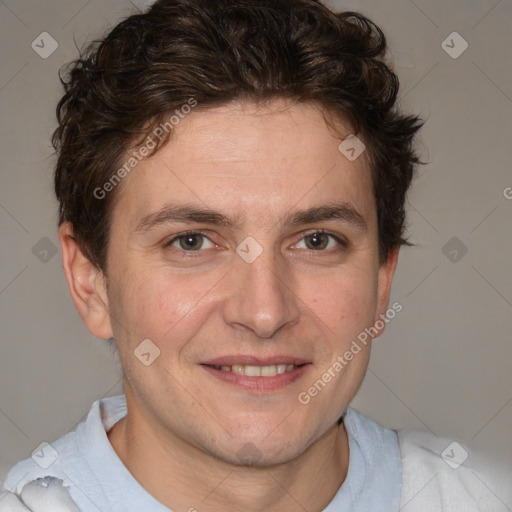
[53,0,422,271]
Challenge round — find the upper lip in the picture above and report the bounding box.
[201,355,311,366]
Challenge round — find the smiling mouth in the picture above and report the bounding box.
[204,363,303,377]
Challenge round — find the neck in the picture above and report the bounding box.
[107,388,349,512]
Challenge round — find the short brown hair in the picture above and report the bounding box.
[53,0,422,271]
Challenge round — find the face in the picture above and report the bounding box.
[94,99,396,465]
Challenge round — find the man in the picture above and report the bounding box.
[0,0,508,510]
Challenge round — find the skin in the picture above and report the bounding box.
[59,99,398,512]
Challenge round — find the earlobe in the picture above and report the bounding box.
[375,246,400,326]
[58,222,113,340]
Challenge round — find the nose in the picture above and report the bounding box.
[221,246,300,339]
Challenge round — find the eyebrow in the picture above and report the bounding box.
[284,203,367,231]
[133,202,367,233]
[134,204,236,232]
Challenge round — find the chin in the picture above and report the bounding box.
[203,428,315,469]
[215,443,304,468]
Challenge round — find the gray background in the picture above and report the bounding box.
[0,0,511,504]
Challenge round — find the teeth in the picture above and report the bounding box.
[213,364,298,376]
[261,365,277,377]
[277,364,287,374]
[244,365,261,377]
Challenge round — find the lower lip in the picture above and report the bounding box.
[200,364,311,392]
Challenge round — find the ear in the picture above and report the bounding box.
[58,222,113,339]
[374,246,400,332]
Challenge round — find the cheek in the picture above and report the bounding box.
[302,267,379,340]
[108,265,219,347]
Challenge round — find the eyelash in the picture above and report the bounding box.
[163,230,348,254]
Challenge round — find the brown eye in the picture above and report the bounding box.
[304,232,330,250]
[294,231,347,252]
[179,234,204,250]
[167,232,214,251]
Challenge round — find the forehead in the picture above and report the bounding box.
[111,99,375,230]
